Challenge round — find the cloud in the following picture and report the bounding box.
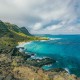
[46,25,62,31]
[33,23,42,30]
[0,0,80,34]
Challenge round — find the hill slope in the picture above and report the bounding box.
[4,22,31,37]
[0,20,33,48]
[0,20,79,80]
[20,27,31,36]
[0,20,46,48]
[0,20,8,32]
[0,20,9,36]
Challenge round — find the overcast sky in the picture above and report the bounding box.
[0,0,80,34]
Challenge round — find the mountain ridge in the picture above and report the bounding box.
[0,20,31,37]
[4,22,32,36]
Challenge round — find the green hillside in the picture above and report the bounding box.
[0,20,79,80]
[0,20,47,48]
[5,22,22,32]
[0,21,29,47]
[5,22,31,37]
[0,20,8,32]
[0,20,9,37]
[20,27,31,36]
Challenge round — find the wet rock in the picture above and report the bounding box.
[26,58,56,67]
[10,48,31,60]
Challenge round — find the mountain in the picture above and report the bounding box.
[20,27,31,36]
[0,20,45,47]
[0,20,8,32]
[0,20,9,37]
[5,22,32,36]
[5,22,22,32]
[0,20,79,80]
[0,20,34,45]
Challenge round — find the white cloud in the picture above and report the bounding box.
[33,23,42,30]
[46,25,62,31]
[0,0,80,34]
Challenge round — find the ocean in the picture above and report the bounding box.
[24,35,80,76]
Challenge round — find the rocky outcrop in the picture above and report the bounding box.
[0,47,80,80]
[26,58,56,67]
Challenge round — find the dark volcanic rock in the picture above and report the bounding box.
[11,48,31,60]
[26,58,56,67]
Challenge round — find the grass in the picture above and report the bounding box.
[0,21,78,80]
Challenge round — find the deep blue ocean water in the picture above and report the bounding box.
[24,35,80,76]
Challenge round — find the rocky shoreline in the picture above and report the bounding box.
[0,39,79,80]
[0,20,79,80]
[0,44,80,80]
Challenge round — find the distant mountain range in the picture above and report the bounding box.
[0,20,31,37]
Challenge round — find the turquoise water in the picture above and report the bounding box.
[24,35,80,76]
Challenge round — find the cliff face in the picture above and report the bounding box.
[20,27,32,36]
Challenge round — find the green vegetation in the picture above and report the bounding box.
[0,20,79,80]
[0,20,48,49]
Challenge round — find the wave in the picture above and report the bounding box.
[64,68,70,74]
[16,41,32,48]
[40,40,48,42]
[49,38,62,40]
[31,56,48,60]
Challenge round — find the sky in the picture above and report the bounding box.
[0,0,80,34]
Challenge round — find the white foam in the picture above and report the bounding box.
[16,41,32,48]
[19,48,24,52]
[49,38,61,40]
[64,68,70,74]
[26,41,32,45]
[31,55,35,58]
[40,40,48,42]
[39,38,61,42]
[31,56,47,60]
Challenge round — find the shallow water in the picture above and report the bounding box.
[24,35,80,76]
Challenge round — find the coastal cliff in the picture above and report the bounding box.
[0,20,80,80]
